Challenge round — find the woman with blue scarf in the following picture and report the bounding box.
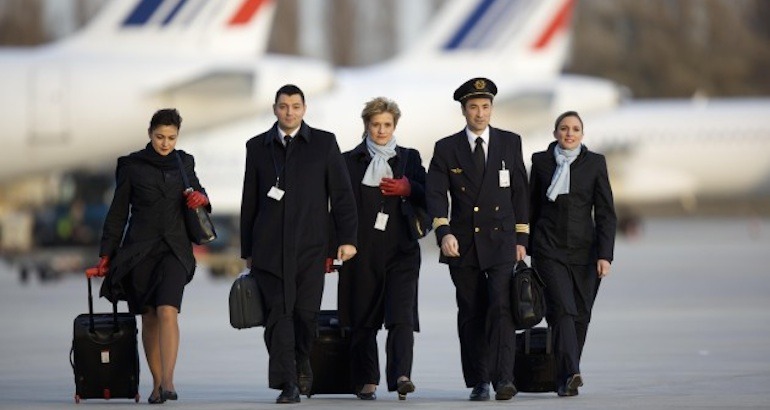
[529,111,617,397]
[337,97,426,400]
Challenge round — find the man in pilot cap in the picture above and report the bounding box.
[426,78,529,401]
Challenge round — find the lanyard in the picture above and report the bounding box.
[269,137,288,188]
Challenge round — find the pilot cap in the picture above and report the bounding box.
[453,77,497,103]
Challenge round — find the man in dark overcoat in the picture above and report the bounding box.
[426,78,529,401]
[240,84,358,403]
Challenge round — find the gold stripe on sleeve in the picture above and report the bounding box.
[433,217,450,230]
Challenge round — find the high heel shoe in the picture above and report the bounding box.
[357,384,377,400]
[147,388,166,404]
[396,378,415,400]
[161,388,178,401]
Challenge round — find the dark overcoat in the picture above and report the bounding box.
[99,146,209,305]
[529,142,617,265]
[337,142,425,330]
[240,121,357,314]
[426,127,529,270]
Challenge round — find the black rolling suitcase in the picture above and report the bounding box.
[306,270,355,397]
[70,277,140,403]
[514,327,557,393]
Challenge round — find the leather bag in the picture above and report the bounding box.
[175,152,217,245]
[511,260,547,329]
[398,149,431,240]
[229,271,264,329]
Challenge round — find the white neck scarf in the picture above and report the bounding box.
[361,136,397,187]
[546,145,581,202]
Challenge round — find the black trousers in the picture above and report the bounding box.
[254,269,320,390]
[449,263,515,388]
[535,257,600,384]
[350,324,414,392]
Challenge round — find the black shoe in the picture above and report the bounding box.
[494,380,517,400]
[161,388,178,401]
[469,382,490,401]
[357,391,377,400]
[297,359,313,396]
[396,378,415,400]
[357,384,377,400]
[276,383,301,404]
[557,374,583,397]
[148,388,166,405]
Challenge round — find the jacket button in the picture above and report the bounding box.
[474,206,479,212]
[474,227,480,233]
[495,206,499,211]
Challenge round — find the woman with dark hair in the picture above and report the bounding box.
[529,111,617,397]
[337,97,426,400]
[89,108,211,404]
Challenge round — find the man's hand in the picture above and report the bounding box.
[516,245,527,262]
[597,259,611,278]
[379,177,411,197]
[440,234,460,257]
[337,244,357,262]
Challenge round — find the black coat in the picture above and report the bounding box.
[529,142,617,264]
[426,127,529,270]
[337,141,425,330]
[99,146,209,304]
[240,121,357,313]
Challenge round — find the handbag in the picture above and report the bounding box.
[398,149,432,240]
[229,271,264,329]
[511,260,547,330]
[174,152,217,245]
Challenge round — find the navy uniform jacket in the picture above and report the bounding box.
[529,142,616,265]
[240,121,357,312]
[426,127,529,270]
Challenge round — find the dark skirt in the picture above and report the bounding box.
[124,241,188,314]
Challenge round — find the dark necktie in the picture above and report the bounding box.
[284,135,292,146]
[473,137,485,178]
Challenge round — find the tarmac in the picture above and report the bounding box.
[1,216,769,409]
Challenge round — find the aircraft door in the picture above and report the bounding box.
[30,66,69,144]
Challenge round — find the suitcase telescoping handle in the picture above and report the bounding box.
[86,276,120,334]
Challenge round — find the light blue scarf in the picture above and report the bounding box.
[546,145,581,202]
[361,135,397,187]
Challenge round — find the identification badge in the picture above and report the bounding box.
[499,170,510,188]
[101,350,110,364]
[374,212,389,231]
[267,186,285,201]
[499,160,510,188]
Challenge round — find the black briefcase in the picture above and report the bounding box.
[229,271,264,329]
[70,277,140,403]
[514,327,557,393]
[307,310,356,397]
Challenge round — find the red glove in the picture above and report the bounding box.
[185,190,209,209]
[86,256,110,278]
[379,176,411,197]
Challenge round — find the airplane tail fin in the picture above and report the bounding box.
[395,0,575,76]
[60,0,276,56]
